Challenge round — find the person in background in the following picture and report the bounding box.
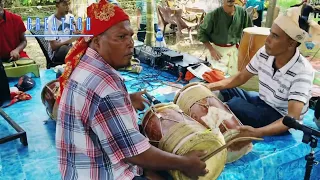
[290,0,313,21]
[198,0,253,76]
[56,1,208,179]
[136,0,160,42]
[0,0,29,62]
[245,0,265,27]
[206,7,314,148]
[45,0,81,64]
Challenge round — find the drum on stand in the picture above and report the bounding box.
[41,80,59,121]
[237,27,270,91]
[173,82,253,163]
[238,27,270,71]
[141,103,228,180]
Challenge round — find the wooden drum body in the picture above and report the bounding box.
[141,103,227,180]
[173,83,253,163]
[238,27,270,71]
[41,80,59,121]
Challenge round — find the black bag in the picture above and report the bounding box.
[0,59,11,106]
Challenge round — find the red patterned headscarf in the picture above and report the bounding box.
[57,1,129,103]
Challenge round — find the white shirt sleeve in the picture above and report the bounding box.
[45,16,57,41]
[288,69,315,104]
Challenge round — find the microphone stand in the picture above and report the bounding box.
[302,132,319,180]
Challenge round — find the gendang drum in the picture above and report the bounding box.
[141,103,228,180]
[41,79,59,120]
[173,83,253,163]
[238,27,270,71]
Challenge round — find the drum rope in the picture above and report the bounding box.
[239,35,254,71]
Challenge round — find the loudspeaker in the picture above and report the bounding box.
[0,59,11,106]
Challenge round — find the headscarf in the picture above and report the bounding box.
[57,0,129,102]
[274,6,309,43]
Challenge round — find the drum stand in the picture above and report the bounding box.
[302,132,319,180]
[0,108,28,146]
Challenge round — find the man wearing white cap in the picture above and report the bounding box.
[206,7,315,140]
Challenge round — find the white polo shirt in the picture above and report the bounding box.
[246,46,315,119]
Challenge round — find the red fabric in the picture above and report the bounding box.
[214,43,240,49]
[57,1,129,103]
[2,91,32,108]
[0,10,29,60]
[202,69,225,83]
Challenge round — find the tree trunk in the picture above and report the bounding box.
[265,0,277,28]
[145,0,155,46]
[71,0,96,19]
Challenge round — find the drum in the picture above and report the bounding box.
[41,79,59,120]
[238,27,270,71]
[141,103,228,180]
[173,83,253,163]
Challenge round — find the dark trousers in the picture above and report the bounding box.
[220,88,283,128]
[0,59,10,106]
[253,10,263,27]
[53,45,71,64]
[137,24,159,42]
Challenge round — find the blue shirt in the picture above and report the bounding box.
[246,0,265,11]
[108,0,119,5]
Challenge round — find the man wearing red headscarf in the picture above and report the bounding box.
[56,1,207,180]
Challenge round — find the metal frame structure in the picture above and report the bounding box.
[0,108,28,146]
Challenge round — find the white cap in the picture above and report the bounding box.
[274,6,309,43]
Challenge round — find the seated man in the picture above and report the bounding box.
[45,0,80,64]
[206,8,314,140]
[136,0,160,43]
[198,0,253,76]
[56,1,207,180]
[0,0,29,62]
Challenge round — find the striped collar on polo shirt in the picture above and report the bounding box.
[261,47,301,76]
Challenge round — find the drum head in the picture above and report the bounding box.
[243,27,270,36]
[41,80,59,120]
[170,131,227,180]
[224,129,253,163]
[3,62,13,68]
[174,82,215,115]
[16,59,34,66]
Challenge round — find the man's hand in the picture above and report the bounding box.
[209,48,222,61]
[66,36,80,44]
[10,49,20,61]
[228,126,262,151]
[181,150,208,179]
[205,82,218,91]
[130,90,150,111]
[73,30,82,35]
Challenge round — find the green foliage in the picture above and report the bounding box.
[5,0,55,7]
[277,0,303,9]
[21,0,55,6]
